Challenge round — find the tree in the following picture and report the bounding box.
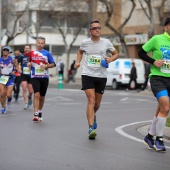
[157,0,167,25]
[26,0,56,40]
[139,0,167,38]
[22,0,89,81]
[99,0,136,58]
[139,0,154,38]
[1,0,27,45]
[48,0,89,82]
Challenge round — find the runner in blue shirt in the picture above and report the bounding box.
[18,45,33,110]
[0,46,17,114]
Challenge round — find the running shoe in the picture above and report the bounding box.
[154,138,166,151]
[28,97,32,106]
[13,93,16,98]
[38,112,43,121]
[143,135,154,149]
[1,108,6,114]
[7,102,11,109]
[88,128,97,139]
[14,94,18,102]
[24,103,29,110]
[93,115,97,129]
[33,113,39,122]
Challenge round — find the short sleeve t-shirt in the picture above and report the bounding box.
[0,56,14,75]
[29,49,55,78]
[0,56,15,84]
[80,38,115,78]
[142,32,170,78]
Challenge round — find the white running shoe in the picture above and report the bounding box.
[24,103,29,110]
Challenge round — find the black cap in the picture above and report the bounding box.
[164,17,170,26]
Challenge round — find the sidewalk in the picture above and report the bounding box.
[138,124,170,142]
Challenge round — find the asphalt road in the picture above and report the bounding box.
[0,87,170,170]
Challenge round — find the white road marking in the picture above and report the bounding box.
[115,120,170,149]
[137,99,150,102]
[120,97,150,102]
[46,96,73,101]
[120,97,129,101]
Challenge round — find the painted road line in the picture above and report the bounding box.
[115,120,170,149]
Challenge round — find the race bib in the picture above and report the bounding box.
[160,60,170,73]
[23,67,30,75]
[34,66,46,76]
[0,76,9,85]
[88,55,101,67]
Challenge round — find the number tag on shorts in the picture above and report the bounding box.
[160,60,170,73]
[35,66,46,76]
[88,55,101,67]
[0,76,9,85]
[23,67,30,74]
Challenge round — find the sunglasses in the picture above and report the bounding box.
[90,27,101,30]
[3,49,9,51]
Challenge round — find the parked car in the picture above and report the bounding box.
[106,58,145,89]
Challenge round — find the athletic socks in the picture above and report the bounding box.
[156,114,167,137]
[7,97,12,102]
[149,116,158,136]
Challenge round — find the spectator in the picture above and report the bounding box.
[70,60,77,82]
[57,59,64,79]
[126,62,137,91]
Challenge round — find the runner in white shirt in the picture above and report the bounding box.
[74,21,119,139]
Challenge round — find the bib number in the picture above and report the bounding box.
[88,55,101,67]
[0,76,9,85]
[35,66,46,76]
[23,67,30,75]
[160,61,170,73]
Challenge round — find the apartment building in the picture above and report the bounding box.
[1,0,119,78]
[120,0,170,59]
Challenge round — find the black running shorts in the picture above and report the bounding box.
[21,74,32,84]
[81,75,107,94]
[31,78,49,96]
[150,76,170,97]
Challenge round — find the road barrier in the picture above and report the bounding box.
[58,74,63,89]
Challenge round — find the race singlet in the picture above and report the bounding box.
[88,55,101,67]
[160,60,170,73]
[0,76,9,85]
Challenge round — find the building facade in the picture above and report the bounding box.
[1,0,170,78]
[120,0,170,59]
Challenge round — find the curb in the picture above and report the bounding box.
[137,124,170,141]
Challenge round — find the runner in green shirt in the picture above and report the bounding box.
[138,17,170,152]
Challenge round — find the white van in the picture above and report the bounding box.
[106,58,145,89]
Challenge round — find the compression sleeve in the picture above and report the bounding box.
[138,49,155,65]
